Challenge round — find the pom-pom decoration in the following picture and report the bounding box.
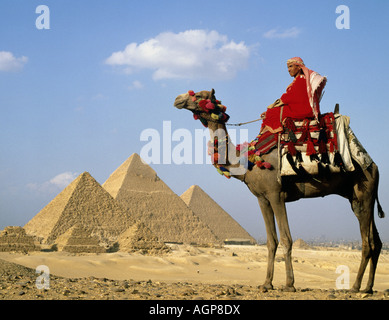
[187,90,230,126]
[205,102,215,110]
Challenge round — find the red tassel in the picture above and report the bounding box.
[256,161,272,170]
[298,129,308,143]
[284,118,296,131]
[298,121,310,143]
[329,141,335,153]
[288,141,297,156]
[306,140,316,156]
[319,116,326,128]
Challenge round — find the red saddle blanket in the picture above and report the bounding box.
[281,112,338,157]
[243,112,344,173]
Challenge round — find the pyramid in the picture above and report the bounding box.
[0,226,41,252]
[293,238,312,250]
[102,153,220,246]
[24,172,136,249]
[117,221,170,254]
[181,185,257,244]
[61,225,107,253]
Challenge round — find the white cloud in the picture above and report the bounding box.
[105,29,250,81]
[0,51,28,72]
[27,172,78,193]
[263,27,301,39]
[49,172,78,189]
[128,80,144,90]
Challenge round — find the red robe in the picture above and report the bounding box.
[262,75,314,132]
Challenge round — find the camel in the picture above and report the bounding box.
[174,88,385,293]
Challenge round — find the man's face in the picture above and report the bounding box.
[287,63,301,77]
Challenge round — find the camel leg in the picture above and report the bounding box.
[364,221,382,293]
[351,216,372,292]
[268,193,295,292]
[257,196,278,290]
[350,164,382,293]
[350,197,381,293]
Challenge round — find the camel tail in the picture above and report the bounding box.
[374,163,385,218]
[377,195,385,219]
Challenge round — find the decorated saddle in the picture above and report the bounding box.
[237,112,358,178]
[208,106,371,180]
[279,113,347,176]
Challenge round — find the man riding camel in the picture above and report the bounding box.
[261,57,327,133]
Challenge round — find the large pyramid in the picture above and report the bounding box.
[24,172,135,249]
[181,185,257,244]
[102,154,220,245]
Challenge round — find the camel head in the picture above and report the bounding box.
[174,89,230,127]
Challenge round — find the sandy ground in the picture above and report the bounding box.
[1,244,389,300]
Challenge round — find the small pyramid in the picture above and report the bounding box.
[102,154,220,245]
[61,225,106,253]
[293,238,312,250]
[117,221,169,254]
[181,185,257,244]
[24,172,135,248]
[0,226,41,252]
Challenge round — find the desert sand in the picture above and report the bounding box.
[3,154,388,302]
[1,243,388,300]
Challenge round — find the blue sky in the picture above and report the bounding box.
[1,0,388,241]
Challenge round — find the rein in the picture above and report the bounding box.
[188,90,261,127]
[226,118,262,127]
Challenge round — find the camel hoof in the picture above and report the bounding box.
[349,287,360,293]
[259,284,273,292]
[361,288,373,294]
[282,285,296,292]
[259,286,268,293]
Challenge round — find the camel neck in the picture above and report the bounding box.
[207,121,246,181]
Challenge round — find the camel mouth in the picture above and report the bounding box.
[174,96,186,109]
[174,94,196,111]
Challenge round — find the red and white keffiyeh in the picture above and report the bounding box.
[287,57,327,120]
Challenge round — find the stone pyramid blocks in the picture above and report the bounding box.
[61,225,107,253]
[117,221,170,254]
[102,154,221,246]
[24,172,135,250]
[181,185,256,244]
[23,153,255,252]
[0,226,41,252]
